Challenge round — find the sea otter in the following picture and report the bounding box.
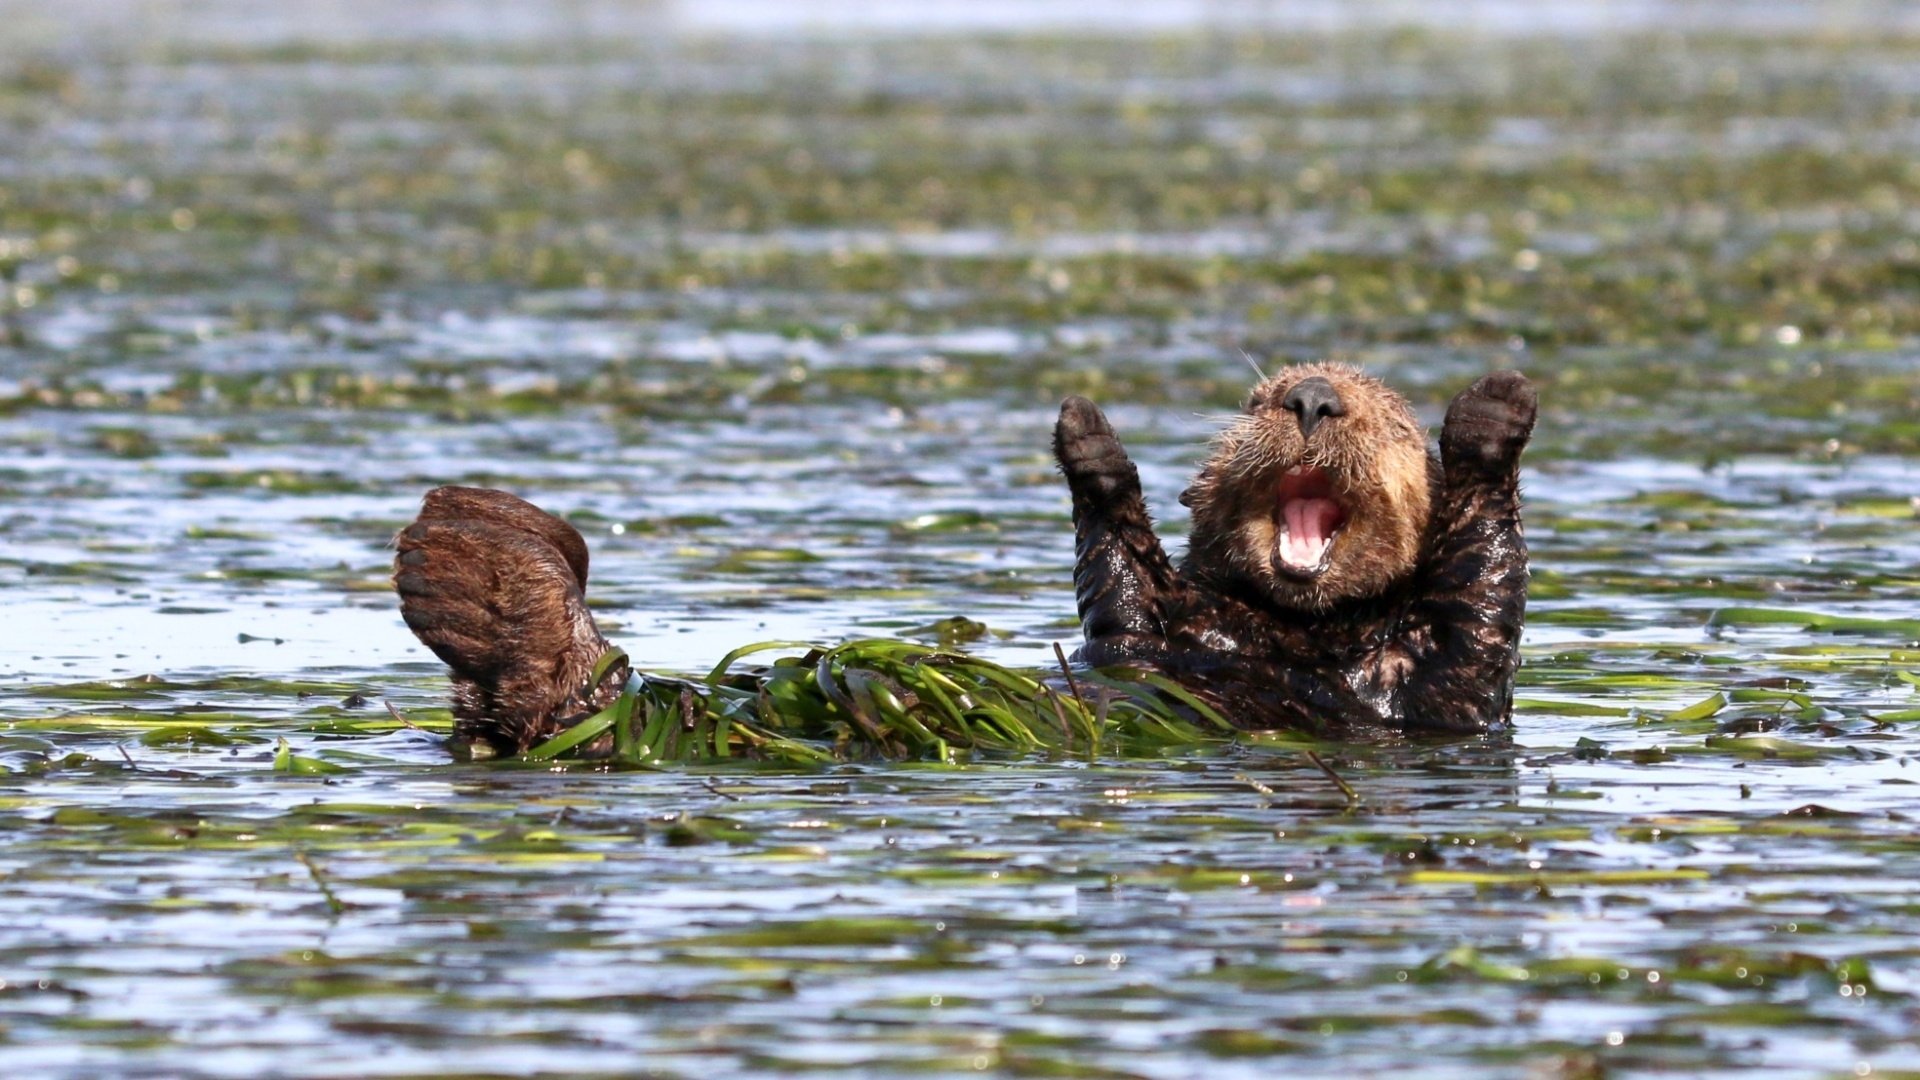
[1054,364,1535,734]
[393,365,1532,752]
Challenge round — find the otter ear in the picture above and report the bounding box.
[1180,465,1218,509]
[1179,474,1215,508]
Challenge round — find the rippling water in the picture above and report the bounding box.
[3,4,1920,1077]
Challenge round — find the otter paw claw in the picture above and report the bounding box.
[1442,371,1536,472]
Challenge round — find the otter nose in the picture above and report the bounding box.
[1281,377,1346,438]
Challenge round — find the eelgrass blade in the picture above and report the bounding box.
[525,676,635,761]
[705,640,818,685]
[518,637,1253,765]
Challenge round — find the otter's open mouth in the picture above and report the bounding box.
[1275,465,1347,578]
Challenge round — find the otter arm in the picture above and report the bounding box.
[1395,371,1536,733]
[393,486,629,754]
[1053,397,1185,664]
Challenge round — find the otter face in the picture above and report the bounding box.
[1181,362,1433,611]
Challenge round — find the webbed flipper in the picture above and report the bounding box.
[393,486,628,753]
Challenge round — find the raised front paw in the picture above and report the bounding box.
[1054,396,1139,500]
[1441,370,1536,474]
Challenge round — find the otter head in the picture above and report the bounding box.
[1180,362,1433,611]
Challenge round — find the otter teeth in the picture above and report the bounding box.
[1274,465,1347,577]
[1279,498,1342,571]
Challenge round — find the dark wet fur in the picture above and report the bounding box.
[1054,370,1535,734]
[393,486,627,754]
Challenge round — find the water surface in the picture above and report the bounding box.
[3,5,1920,1076]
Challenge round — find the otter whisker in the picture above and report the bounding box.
[1192,412,1246,428]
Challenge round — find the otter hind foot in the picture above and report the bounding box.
[393,487,620,753]
[414,484,592,587]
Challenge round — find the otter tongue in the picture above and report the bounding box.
[1281,498,1341,569]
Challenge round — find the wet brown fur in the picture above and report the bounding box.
[1055,366,1535,734]
[392,486,627,754]
[1181,362,1432,611]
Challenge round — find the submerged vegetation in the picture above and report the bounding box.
[4,2,1920,1076]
